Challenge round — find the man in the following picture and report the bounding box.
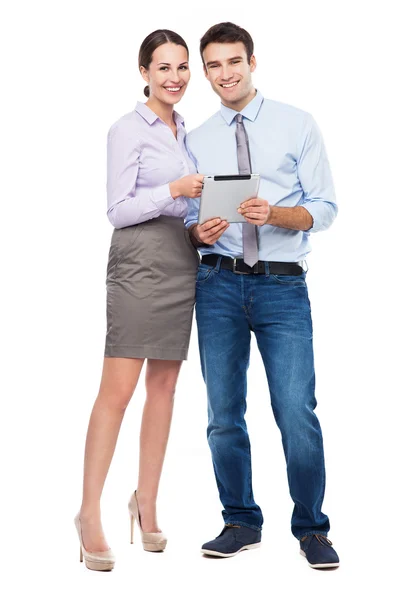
[185,22,339,569]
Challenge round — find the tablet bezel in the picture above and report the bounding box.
[198,174,260,224]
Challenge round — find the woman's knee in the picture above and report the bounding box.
[146,376,177,399]
[145,360,181,398]
[146,359,182,396]
[97,384,135,412]
[97,357,142,411]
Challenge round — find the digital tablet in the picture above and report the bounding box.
[198,174,260,224]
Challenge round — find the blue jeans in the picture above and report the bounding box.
[195,257,330,539]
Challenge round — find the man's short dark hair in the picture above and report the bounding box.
[200,22,254,66]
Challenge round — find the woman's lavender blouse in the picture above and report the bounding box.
[106,102,196,228]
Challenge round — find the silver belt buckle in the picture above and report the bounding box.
[233,257,255,275]
[233,258,245,274]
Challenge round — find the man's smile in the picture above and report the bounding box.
[220,81,240,88]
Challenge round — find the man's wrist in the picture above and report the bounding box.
[188,224,202,248]
[266,206,275,226]
[189,224,209,248]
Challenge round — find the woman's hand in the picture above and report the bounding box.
[170,174,204,199]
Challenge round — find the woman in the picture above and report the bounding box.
[74,29,203,571]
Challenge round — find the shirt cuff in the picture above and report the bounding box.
[301,201,327,234]
[150,183,175,211]
[184,218,197,230]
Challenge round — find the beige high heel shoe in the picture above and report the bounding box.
[128,491,167,552]
[74,514,115,571]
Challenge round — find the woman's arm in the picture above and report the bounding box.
[106,122,176,229]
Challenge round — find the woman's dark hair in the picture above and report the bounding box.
[139,29,189,98]
[200,22,254,66]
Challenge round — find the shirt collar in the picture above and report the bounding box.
[220,89,264,125]
[134,101,185,126]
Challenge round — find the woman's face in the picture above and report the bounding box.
[141,42,190,104]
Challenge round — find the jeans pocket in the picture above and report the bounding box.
[270,273,306,286]
[196,264,215,284]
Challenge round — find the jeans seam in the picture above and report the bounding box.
[297,530,329,541]
[225,520,262,532]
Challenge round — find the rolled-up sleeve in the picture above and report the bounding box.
[106,122,174,228]
[297,114,338,233]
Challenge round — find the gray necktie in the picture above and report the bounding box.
[235,113,258,267]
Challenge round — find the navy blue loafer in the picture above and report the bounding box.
[201,524,261,557]
[300,534,340,569]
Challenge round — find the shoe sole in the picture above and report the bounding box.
[300,549,340,569]
[142,541,167,552]
[84,559,115,571]
[201,542,261,558]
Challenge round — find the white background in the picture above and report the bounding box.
[2,0,411,598]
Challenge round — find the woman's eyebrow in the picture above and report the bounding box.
[157,61,189,66]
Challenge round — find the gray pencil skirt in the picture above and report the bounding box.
[104,216,200,360]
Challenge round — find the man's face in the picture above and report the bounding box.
[202,42,256,108]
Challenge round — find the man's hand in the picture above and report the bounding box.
[189,218,230,247]
[238,197,270,226]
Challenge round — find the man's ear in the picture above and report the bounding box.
[249,55,257,73]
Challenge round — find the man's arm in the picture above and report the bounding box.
[188,224,207,247]
[239,113,337,232]
[295,113,337,232]
[266,206,313,230]
[238,200,313,230]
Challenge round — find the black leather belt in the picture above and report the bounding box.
[201,254,304,275]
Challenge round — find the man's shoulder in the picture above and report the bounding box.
[186,111,222,144]
[262,97,311,122]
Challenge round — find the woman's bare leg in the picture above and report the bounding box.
[79,356,144,552]
[135,359,183,532]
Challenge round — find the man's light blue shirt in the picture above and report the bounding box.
[185,90,337,262]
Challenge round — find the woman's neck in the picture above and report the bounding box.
[145,96,175,127]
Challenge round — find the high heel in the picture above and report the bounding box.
[128,490,167,552]
[74,513,115,571]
